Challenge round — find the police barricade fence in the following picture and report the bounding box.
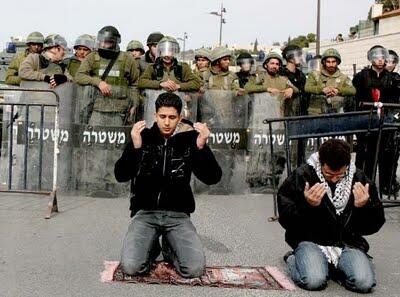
[264,104,400,220]
[0,83,61,218]
[2,86,343,206]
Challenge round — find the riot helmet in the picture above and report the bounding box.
[282,44,305,66]
[236,52,254,72]
[367,45,389,63]
[96,26,121,54]
[386,50,399,72]
[146,32,164,46]
[156,36,180,58]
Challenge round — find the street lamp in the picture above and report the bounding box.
[209,2,226,46]
[177,32,188,61]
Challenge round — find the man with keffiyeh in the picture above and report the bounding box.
[277,139,385,293]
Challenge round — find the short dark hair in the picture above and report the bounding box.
[155,92,182,114]
[319,139,351,171]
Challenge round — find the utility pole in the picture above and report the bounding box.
[177,32,188,61]
[210,2,226,46]
[316,0,321,55]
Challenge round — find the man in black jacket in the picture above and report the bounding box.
[353,45,400,195]
[278,139,385,293]
[114,92,222,278]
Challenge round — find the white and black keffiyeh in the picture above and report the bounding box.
[307,152,356,215]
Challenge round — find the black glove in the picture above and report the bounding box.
[52,74,68,85]
[44,75,51,83]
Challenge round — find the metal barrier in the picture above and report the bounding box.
[0,87,60,219]
[362,102,400,208]
[264,106,399,221]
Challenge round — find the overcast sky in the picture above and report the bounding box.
[0,0,375,50]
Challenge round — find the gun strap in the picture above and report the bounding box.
[101,56,118,81]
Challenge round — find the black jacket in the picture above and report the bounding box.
[353,68,400,109]
[114,121,222,217]
[281,67,306,92]
[277,164,385,252]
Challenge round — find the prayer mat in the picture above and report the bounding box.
[100,260,296,291]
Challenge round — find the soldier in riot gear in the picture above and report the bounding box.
[5,31,44,86]
[305,48,356,114]
[193,48,211,81]
[75,25,140,123]
[235,52,255,89]
[138,32,164,73]
[74,25,140,197]
[202,46,242,96]
[245,52,299,188]
[245,51,299,116]
[281,45,309,166]
[64,34,95,78]
[386,50,399,73]
[127,40,145,59]
[281,45,307,115]
[19,34,72,87]
[353,45,400,196]
[138,36,201,92]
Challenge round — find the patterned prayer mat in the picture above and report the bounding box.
[100,261,296,291]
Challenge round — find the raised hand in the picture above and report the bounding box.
[353,182,370,208]
[131,120,147,149]
[193,122,210,150]
[304,182,326,207]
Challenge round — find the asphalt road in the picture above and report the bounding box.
[1,193,399,297]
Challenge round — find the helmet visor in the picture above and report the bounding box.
[386,54,399,67]
[368,47,389,62]
[156,41,180,58]
[285,49,305,66]
[96,31,120,52]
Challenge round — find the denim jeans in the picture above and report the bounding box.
[120,210,205,278]
[287,241,376,293]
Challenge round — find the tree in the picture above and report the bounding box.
[307,33,316,43]
[375,0,400,11]
[253,38,259,52]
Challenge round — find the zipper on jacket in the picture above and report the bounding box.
[157,139,168,207]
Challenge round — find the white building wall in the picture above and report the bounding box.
[379,15,400,35]
[307,32,400,77]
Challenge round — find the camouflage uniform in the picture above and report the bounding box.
[305,49,356,115]
[64,34,95,79]
[19,53,73,81]
[5,31,44,85]
[74,26,140,197]
[5,50,29,85]
[245,72,299,116]
[75,50,140,121]
[138,61,201,91]
[138,36,200,91]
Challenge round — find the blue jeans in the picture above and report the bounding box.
[120,210,205,278]
[287,241,376,293]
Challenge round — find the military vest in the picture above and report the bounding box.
[151,59,183,82]
[66,58,81,78]
[90,52,132,112]
[203,70,238,90]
